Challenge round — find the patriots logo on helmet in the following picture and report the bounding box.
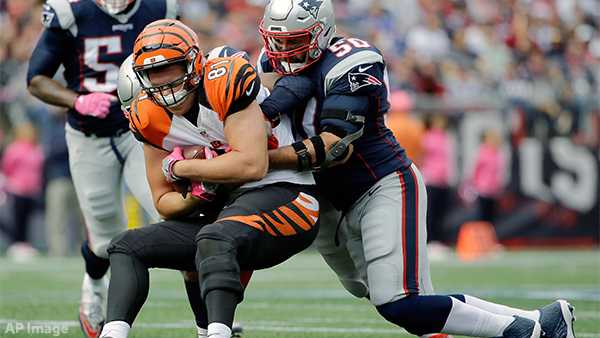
[299,0,323,19]
[348,72,382,92]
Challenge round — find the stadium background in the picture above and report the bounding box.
[1,0,599,253]
[0,0,598,337]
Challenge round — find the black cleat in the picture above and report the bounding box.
[231,321,243,338]
[539,300,576,338]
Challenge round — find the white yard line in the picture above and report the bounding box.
[4,288,599,304]
[145,301,600,319]
[1,318,598,336]
[1,250,598,273]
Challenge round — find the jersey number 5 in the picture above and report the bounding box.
[83,36,122,92]
[328,38,370,58]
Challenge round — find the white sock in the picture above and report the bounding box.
[197,326,208,338]
[99,321,130,338]
[83,273,103,287]
[207,322,231,338]
[463,295,540,321]
[442,297,515,337]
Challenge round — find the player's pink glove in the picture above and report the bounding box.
[162,146,185,183]
[190,147,218,201]
[74,93,116,118]
[190,181,218,201]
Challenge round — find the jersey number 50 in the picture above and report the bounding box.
[83,36,122,92]
[328,38,370,57]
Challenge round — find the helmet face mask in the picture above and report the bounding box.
[260,0,336,75]
[259,21,323,74]
[134,52,199,108]
[138,68,189,108]
[132,20,203,109]
[96,0,135,15]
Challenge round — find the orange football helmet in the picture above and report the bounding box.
[132,19,203,107]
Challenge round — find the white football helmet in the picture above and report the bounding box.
[95,0,136,15]
[117,54,141,110]
[259,0,336,74]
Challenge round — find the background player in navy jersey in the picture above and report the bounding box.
[26,1,176,337]
[259,1,576,338]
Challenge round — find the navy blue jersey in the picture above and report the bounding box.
[260,37,412,211]
[27,0,177,136]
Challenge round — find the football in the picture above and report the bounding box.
[183,145,209,160]
[172,145,212,196]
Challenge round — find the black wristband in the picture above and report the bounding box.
[309,136,326,167]
[291,141,311,172]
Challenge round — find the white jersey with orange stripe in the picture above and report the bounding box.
[128,48,314,189]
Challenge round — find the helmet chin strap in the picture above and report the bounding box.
[158,88,190,107]
[280,61,307,74]
[280,47,321,73]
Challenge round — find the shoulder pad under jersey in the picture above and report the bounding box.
[128,94,172,150]
[203,56,260,120]
[321,37,384,95]
[42,0,76,35]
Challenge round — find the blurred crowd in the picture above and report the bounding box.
[0,0,599,257]
[371,0,600,144]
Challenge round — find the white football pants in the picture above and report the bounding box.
[66,124,159,259]
[316,164,434,306]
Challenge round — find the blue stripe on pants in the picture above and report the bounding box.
[399,167,419,294]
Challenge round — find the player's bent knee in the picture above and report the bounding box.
[86,188,119,221]
[195,225,243,301]
[106,230,136,256]
[368,261,404,305]
[317,250,368,298]
[339,278,369,298]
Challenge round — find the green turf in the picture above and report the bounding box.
[1,250,599,337]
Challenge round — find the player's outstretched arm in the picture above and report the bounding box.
[144,144,205,219]
[172,101,269,184]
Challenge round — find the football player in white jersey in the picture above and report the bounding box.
[99,19,319,338]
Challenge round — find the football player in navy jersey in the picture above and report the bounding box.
[259,1,576,338]
[26,1,176,337]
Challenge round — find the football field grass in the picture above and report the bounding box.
[1,250,599,338]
